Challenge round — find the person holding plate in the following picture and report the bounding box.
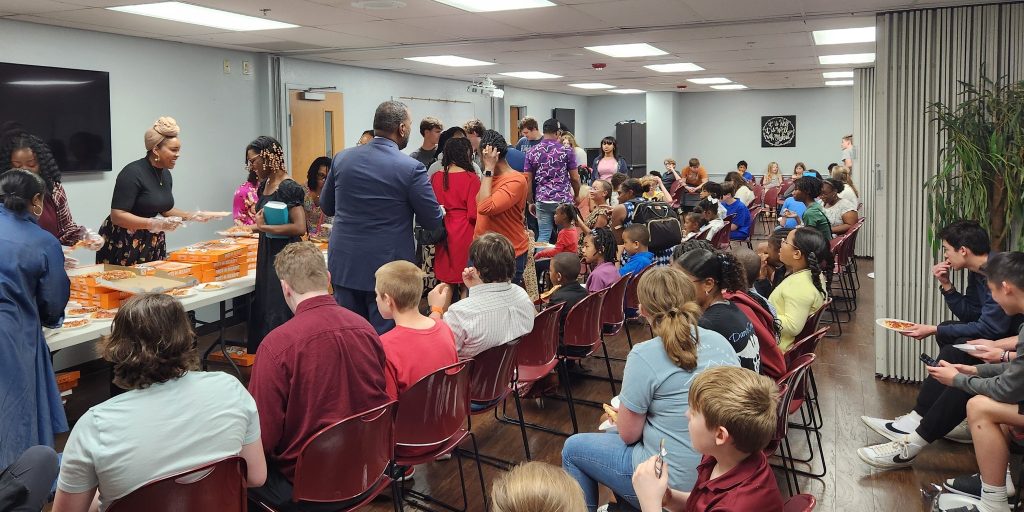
[0,169,71,471]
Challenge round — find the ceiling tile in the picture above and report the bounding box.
[683,0,805,21]
[481,5,611,34]
[571,0,702,27]
[319,20,439,44]
[1,0,85,14]
[196,0,382,26]
[395,14,527,39]
[251,26,391,49]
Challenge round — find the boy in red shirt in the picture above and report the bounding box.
[375,260,458,400]
[632,366,783,512]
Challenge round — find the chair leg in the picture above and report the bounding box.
[625,325,634,349]
[559,360,580,435]
[512,390,532,460]
[601,343,617,396]
[468,433,489,511]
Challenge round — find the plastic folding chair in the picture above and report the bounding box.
[767,353,816,495]
[109,456,248,512]
[761,186,782,233]
[784,494,817,511]
[622,264,655,349]
[556,290,611,422]
[597,274,632,366]
[464,339,521,469]
[709,217,734,250]
[783,328,830,479]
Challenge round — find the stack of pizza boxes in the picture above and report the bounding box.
[233,237,259,274]
[69,271,132,309]
[167,241,248,282]
[56,371,81,404]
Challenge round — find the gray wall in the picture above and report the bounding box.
[584,95,646,148]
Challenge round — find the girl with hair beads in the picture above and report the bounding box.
[582,227,618,292]
[770,227,828,351]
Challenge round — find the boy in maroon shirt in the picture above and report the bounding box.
[375,260,458,400]
[248,242,389,510]
[632,366,783,512]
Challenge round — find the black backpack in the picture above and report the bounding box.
[630,200,681,252]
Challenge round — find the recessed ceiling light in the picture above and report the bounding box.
[610,89,646,94]
[584,43,668,58]
[711,84,747,90]
[404,55,495,67]
[7,80,92,86]
[825,80,854,86]
[822,71,854,79]
[569,83,615,89]
[432,0,555,12]
[644,62,704,73]
[351,0,407,8]
[687,77,731,85]
[819,53,875,65]
[499,71,562,79]
[108,2,298,31]
[812,26,875,45]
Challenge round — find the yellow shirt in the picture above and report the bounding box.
[769,269,826,351]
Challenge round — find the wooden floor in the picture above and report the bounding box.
[52,258,980,512]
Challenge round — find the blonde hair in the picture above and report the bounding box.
[663,158,676,166]
[144,116,180,152]
[637,267,703,371]
[560,132,579,148]
[765,161,780,179]
[491,462,586,512]
[830,165,859,197]
[690,366,779,453]
[273,241,329,294]
[374,260,425,311]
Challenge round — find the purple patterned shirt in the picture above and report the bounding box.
[524,139,577,203]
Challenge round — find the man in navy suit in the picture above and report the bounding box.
[321,100,443,334]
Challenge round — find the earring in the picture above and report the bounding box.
[154,154,160,162]
[32,204,43,217]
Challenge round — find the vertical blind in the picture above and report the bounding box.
[853,68,875,257]
[873,2,1024,381]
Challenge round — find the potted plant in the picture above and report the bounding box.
[926,73,1024,251]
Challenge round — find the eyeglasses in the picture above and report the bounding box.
[245,155,262,170]
[781,239,794,247]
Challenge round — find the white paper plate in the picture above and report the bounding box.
[598,419,615,431]
[216,230,256,238]
[60,318,92,330]
[876,317,915,333]
[90,310,117,322]
[64,307,98,318]
[167,288,198,298]
[953,344,979,352]
[611,396,620,408]
[196,282,229,292]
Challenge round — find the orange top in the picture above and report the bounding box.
[476,171,529,256]
[683,165,708,186]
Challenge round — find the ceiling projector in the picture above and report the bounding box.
[467,77,504,98]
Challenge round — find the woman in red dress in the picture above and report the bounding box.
[430,137,481,297]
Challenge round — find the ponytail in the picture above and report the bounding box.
[0,168,45,213]
[638,267,703,371]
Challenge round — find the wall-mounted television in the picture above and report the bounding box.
[0,62,112,172]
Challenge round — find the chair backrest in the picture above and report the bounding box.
[785,327,829,368]
[563,289,606,349]
[784,494,817,512]
[794,297,831,342]
[599,274,631,327]
[107,457,247,512]
[623,264,655,311]
[395,360,472,446]
[710,219,733,250]
[724,291,785,381]
[763,186,781,211]
[752,183,765,205]
[469,339,520,405]
[763,382,790,454]
[292,402,397,503]
[767,353,816,448]
[517,304,562,368]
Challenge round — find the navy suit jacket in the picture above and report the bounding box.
[321,137,443,291]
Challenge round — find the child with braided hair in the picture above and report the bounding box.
[769,227,828,351]
[582,227,619,292]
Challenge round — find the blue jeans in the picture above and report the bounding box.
[562,432,639,511]
[536,200,560,245]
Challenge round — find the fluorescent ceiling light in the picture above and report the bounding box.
[569,83,615,89]
[822,71,854,79]
[584,43,667,58]
[687,77,731,85]
[644,62,704,73]
[819,53,875,65]
[825,80,854,86]
[711,84,747,90]
[499,71,562,79]
[108,2,298,31]
[432,0,555,12]
[812,26,875,45]
[610,89,645,94]
[7,80,92,86]
[404,55,495,67]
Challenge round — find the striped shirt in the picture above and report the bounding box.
[444,282,535,358]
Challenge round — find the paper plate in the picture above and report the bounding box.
[61,318,92,330]
[64,307,97,318]
[876,317,915,333]
[196,282,229,292]
[167,288,198,298]
[953,344,979,352]
[611,396,620,408]
[598,419,615,431]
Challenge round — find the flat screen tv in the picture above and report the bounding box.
[0,62,112,172]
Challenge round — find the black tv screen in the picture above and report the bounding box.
[0,62,112,172]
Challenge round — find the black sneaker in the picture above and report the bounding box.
[944,473,982,500]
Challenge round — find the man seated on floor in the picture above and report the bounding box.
[858,221,1023,469]
[248,242,390,510]
[427,232,535,359]
[927,252,1024,512]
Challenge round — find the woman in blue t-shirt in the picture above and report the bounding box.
[561,267,739,511]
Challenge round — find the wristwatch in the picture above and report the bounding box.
[483,169,494,177]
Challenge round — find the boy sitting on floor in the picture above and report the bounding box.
[631,365,783,512]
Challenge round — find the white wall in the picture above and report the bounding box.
[585,95,646,148]
[676,88,854,176]
[500,86,590,146]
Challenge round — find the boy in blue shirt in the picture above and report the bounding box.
[720,182,752,241]
[737,160,753,182]
[620,224,655,276]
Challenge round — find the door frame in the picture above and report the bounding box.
[281,82,338,172]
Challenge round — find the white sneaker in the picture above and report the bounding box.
[861,414,915,442]
[944,420,973,444]
[858,437,921,469]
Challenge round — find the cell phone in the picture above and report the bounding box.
[920,352,940,367]
[655,438,666,478]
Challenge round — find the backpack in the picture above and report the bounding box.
[630,200,681,252]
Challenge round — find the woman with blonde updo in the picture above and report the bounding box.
[491,462,586,512]
[97,117,212,265]
[561,267,739,511]
[830,164,859,204]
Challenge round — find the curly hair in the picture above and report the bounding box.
[672,239,714,263]
[589,227,618,264]
[555,203,579,227]
[440,137,474,191]
[676,248,747,294]
[99,294,198,390]
[306,156,331,191]
[246,135,286,176]
[793,176,822,200]
[0,133,61,192]
[480,129,509,159]
[433,126,467,160]
[619,178,644,199]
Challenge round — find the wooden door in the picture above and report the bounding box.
[288,91,344,184]
[509,106,524,143]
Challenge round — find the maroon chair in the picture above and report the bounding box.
[558,289,609,433]
[465,339,522,468]
[108,457,248,512]
[767,353,816,496]
[600,274,631,337]
[709,218,733,250]
[254,402,399,512]
[783,327,829,479]
[745,205,763,244]
[762,186,782,232]
[393,361,485,512]
[794,298,831,344]
[784,494,817,511]
[623,264,655,348]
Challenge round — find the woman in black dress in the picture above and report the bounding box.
[246,136,306,353]
[96,117,211,265]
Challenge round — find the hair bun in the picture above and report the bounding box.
[153,117,180,137]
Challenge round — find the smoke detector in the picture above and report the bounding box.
[591,63,607,70]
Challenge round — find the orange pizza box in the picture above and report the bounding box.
[213,271,243,282]
[169,242,245,263]
[214,264,242,276]
[56,371,81,385]
[208,346,256,367]
[212,255,247,269]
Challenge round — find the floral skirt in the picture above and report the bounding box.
[95,216,167,266]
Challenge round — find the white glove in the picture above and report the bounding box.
[191,211,213,223]
[149,216,183,233]
[84,231,105,251]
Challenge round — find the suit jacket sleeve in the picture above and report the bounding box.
[320,158,337,216]
[408,162,443,230]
